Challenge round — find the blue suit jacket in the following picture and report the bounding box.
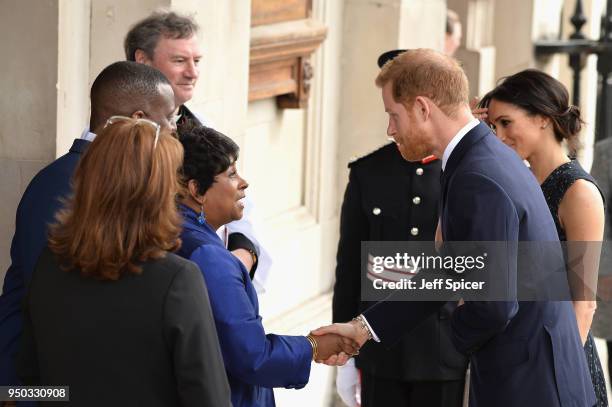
[363,123,595,407]
[176,205,312,407]
[0,139,90,386]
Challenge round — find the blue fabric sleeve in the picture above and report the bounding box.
[190,245,312,388]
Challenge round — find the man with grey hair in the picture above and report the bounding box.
[125,10,272,291]
[125,11,201,121]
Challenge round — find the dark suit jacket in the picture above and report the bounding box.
[363,123,596,407]
[17,248,231,407]
[332,143,466,381]
[0,139,90,385]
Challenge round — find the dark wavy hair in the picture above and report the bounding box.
[479,69,584,155]
[179,125,240,194]
[49,119,184,280]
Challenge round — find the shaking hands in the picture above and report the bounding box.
[308,316,374,366]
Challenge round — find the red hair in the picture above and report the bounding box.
[49,120,184,280]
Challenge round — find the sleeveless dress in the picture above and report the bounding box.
[541,160,608,407]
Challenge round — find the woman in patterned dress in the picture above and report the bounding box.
[478,69,608,406]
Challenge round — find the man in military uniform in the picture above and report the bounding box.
[331,50,467,406]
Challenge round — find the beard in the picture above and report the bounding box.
[395,130,432,162]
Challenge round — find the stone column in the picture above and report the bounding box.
[336,0,445,201]
[0,0,59,277]
[448,0,497,98]
[89,0,168,81]
[57,0,91,156]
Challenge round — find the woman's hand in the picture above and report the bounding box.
[309,333,360,362]
[573,300,596,345]
[470,96,488,121]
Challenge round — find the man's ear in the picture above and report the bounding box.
[413,96,431,121]
[134,49,152,65]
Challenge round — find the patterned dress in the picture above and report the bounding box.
[541,160,608,407]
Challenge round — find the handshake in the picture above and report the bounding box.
[307,315,373,366]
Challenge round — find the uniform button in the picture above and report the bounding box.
[372,207,381,215]
[416,168,424,175]
[412,196,421,205]
[411,227,419,236]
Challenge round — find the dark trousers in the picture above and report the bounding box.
[361,371,465,407]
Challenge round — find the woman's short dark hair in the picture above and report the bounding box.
[124,10,199,61]
[479,69,584,154]
[179,125,240,195]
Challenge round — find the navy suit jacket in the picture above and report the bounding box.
[363,123,595,407]
[0,139,90,385]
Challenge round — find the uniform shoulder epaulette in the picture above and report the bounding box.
[348,143,396,168]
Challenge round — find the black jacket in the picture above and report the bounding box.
[18,248,231,407]
[332,143,467,381]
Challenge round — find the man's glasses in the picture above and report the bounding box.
[103,116,161,149]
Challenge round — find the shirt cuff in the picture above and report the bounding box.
[360,314,381,342]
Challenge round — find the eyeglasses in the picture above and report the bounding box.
[103,116,162,149]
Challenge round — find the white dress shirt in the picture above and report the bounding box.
[441,118,480,171]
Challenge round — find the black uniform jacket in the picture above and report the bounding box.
[332,143,467,381]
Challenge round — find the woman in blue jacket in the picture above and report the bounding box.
[176,125,357,407]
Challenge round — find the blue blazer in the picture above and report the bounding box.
[363,123,595,407]
[0,139,90,386]
[176,205,312,407]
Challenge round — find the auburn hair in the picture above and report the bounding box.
[48,119,184,280]
[375,48,469,117]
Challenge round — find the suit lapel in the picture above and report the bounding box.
[439,122,491,230]
[177,104,203,127]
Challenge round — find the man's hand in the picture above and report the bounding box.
[311,319,370,348]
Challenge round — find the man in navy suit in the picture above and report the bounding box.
[0,61,177,387]
[314,49,595,406]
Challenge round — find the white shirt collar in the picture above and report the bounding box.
[441,118,480,171]
[80,127,96,142]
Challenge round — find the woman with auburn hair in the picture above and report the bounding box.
[16,118,231,407]
[478,69,607,406]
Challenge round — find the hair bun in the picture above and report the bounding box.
[564,105,582,136]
